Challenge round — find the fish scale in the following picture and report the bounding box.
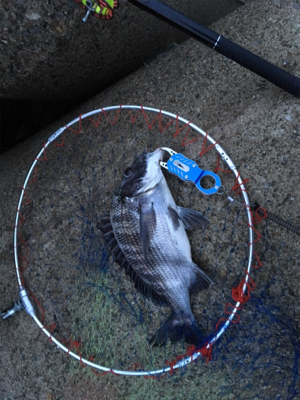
[112,184,193,300]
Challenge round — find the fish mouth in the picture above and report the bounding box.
[146,148,164,163]
[136,148,164,195]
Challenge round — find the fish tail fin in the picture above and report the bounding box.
[149,312,203,346]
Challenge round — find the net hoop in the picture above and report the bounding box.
[14,105,254,376]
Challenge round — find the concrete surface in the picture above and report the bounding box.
[0,0,299,399]
[0,0,248,154]
[0,0,243,101]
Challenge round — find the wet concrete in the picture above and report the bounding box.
[0,0,246,153]
[0,0,243,101]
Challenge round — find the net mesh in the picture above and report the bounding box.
[15,106,299,398]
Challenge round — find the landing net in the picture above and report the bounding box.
[13,106,299,397]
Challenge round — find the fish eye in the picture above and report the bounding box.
[124,167,133,178]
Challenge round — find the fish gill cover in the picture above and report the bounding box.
[15,106,299,399]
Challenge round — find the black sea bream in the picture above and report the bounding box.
[99,148,212,345]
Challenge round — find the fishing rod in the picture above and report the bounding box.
[127,0,300,98]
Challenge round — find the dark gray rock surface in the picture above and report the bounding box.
[0,0,242,101]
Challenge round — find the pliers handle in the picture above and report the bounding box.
[160,147,221,195]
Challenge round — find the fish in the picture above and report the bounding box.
[99,148,212,346]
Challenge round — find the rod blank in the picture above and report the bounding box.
[128,0,300,97]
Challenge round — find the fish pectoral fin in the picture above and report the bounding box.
[168,206,181,230]
[177,206,210,230]
[139,202,156,261]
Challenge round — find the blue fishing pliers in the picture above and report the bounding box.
[160,147,221,195]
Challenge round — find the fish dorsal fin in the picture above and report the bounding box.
[96,216,112,233]
[189,263,213,295]
[98,214,165,305]
[98,214,120,250]
[177,206,210,230]
[139,201,156,261]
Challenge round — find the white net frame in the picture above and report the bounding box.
[13,105,254,376]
